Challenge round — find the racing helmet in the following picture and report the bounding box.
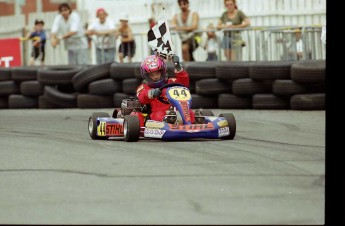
[140,55,168,88]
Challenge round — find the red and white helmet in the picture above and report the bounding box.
[140,55,168,88]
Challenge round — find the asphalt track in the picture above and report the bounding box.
[0,109,325,224]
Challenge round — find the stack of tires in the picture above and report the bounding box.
[0,60,325,110]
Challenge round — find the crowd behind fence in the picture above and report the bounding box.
[1,25,325,66]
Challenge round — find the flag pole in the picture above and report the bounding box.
[162,7,175,56]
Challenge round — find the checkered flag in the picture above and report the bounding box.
[147,9,174,59]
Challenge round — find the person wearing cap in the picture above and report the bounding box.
[26,19,46,66]
[50,2,90,65]
[117,14,136,63]
[86,8,117,64]
[171,0,200,62]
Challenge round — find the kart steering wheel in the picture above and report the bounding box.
[157,82,187,104]
[158,82,187,91]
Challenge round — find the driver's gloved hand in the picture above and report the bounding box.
[172,55,183,72]
[148,88,162,99]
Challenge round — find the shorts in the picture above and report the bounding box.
[222,36,233,49]
[31,46,45,61]
[119,41,136,57]
[182,36,199,61]
[222,36,245,49]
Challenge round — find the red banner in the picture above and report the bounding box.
[0,38,22,68]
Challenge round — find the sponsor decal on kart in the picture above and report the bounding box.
[169,123,214,131]
[167,87,191,101]
[217,119,228,127]
[144,128,166,138]
[180,101,191,122]
[106,124,123,136]
[145,120,165,128]
[218,127,230,137]
[97,121,106,136]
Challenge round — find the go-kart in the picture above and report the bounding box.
[88,83,236,142]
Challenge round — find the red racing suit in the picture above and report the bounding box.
[136,70,195,122]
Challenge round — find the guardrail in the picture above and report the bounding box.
[0,25,325,66]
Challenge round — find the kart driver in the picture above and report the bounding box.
[136,54,195,123]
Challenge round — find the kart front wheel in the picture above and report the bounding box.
[123,115,140,142]
[88,112,110,140]
[219,113,236,140]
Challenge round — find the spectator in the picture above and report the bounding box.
[217,0,250,61]
[117,14,136,63]
[86,8,117,64]
[50,2,90,65]
[204,23,218,61]
[321,25,326,45]
[26,19,46,66]
[276,28,305,60]
[171,0,200,62]
[295,29,304,60]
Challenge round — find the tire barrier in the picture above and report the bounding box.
[0,60,325,110]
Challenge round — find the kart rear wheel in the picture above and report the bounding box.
[219,113,236,140]
[88,112,110,140]
[124,115,140,142]
[200,109,214,116]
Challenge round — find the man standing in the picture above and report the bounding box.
[50,3,89,65]
[86,8,117,64]
[171,0,200,62]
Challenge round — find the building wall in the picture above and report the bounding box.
[0,2,15,16]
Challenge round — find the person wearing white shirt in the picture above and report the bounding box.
[50,3,89,65]
[86,8,117,64]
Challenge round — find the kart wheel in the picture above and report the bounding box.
[123,115,140,142]
[200,109,214,116]
[219,113,236,140]
[88,112,110,140]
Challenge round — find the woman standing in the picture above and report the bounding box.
[217,0,250,61]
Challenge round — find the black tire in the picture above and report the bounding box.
[88,78,122,95]
[37,65,82,85]
[249,61,294,80]
[195,78,231,96]
[200,109,214,116]
[232,78,272,96]
[218,93,252,109]
[11,66,39,81]
[252,94,290,109]
[0,97,8,109]
[0,81,20,96]
[8,94,38,109]
[272,79,325,96]
[123,115,140,142]
[88,112,110,140]
[290,60,325,84]
[290,93,325,110]
[215,61,252,80]
[219,113,236,140]
[38,95,60,109]
[0,68,12,81]
[20,81,44,97]
[113,93,130,107]
[43,86,78,108]
[77,94,114,108]
[72,62,112,92]
[122,78,142,95]
[191,94,218,109]
[185,62,216,79]
[110,62,139,80]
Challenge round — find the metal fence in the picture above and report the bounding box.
[0,25,325,66]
